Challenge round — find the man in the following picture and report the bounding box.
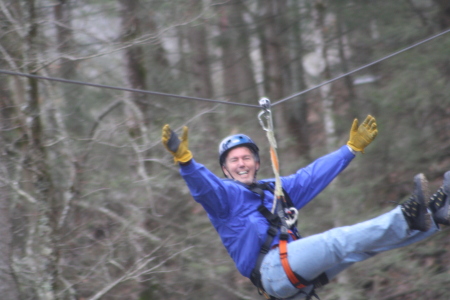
[161,116,449,299]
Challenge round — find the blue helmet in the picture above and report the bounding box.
[218,134,260,166]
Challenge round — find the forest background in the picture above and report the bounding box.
[0,0,449,299]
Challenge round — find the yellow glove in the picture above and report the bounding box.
[162,124,193,163]
[347,115,378,153]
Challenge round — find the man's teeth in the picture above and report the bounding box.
[238,171,248,175]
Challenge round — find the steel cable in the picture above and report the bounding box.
[0,69,260,108]
[0,28,449,109]
[272,27,450,107]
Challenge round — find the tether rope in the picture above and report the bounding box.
[258,98,283,212]
[0,28,449,109]
[257,98,299,224]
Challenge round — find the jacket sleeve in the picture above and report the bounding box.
[281,145,355,209]
[179,159,235,219]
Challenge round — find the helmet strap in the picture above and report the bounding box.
[222,166,234,180]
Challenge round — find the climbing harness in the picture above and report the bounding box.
[249,98,328,300]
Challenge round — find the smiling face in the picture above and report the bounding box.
[222,146,260,185]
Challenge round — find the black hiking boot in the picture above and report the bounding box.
[401,173,430,231]
[428,171,450,226]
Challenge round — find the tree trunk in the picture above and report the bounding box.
[218,0,259,134]
[54,0,84,135]
[0,185,20,299]
[313,2,350,299]
[186,0,219,147]
[118,0,149,161]
[259,0,291,153]
[434,0,450,29]
[119,0,148,116]
[187,0,213,101]
[25,0,59,298]
[285,0,310,158]
[219,0,258,104]
[0,73,20,299]
[335,2,358,117]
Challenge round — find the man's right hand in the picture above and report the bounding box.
[347,115,378,153]
[162,124,193,163]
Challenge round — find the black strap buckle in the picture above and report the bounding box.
[279,226,289,240]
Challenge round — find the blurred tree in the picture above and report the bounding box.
[0,1,449,299]
[0,37,21,299]
[217,0,259,134]
[434,0,450,29]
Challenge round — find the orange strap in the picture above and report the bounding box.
[279,239,307,289]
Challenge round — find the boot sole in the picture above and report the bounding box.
[443,171,450,196]
[415,173,431,231]
[444,171,450,223]
[434,171,450,225]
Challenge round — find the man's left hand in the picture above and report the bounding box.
[347,115,378,153]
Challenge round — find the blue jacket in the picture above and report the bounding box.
[180,145,355,278]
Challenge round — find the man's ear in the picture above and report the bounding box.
[222,165,230,178]
[256,162,260,171]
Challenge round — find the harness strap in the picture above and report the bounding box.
[251,182,300,235]
[250,221,279,300]
[279,237,329,294]
[279,239,308,289]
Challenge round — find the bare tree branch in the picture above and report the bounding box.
[73,201,161,242]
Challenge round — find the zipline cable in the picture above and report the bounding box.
[0,28,449,109]
[272,27,450,107]
[0,69,260,109]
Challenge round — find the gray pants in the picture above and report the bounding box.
[260,206,438,299]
